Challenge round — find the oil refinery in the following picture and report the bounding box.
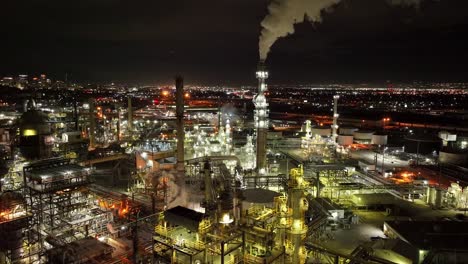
[0,58,467,264]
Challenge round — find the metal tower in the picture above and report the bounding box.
[254,62,269,173]
[332,95,339,143]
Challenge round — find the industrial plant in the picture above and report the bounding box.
[0,56,466,264]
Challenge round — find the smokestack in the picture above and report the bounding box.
[175,76,185,172]
[259,0,423,61]
[254,61,269,173]
[332,95,339,143]
[89,99,95,149]
[74,97,79,131]
[127,97,133,133]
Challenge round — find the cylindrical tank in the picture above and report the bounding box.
[338,135,354,146]
[439,150,468,166]
[371,134,388,145]
[430,187,437,205]
[426,187,432,204]
[339,127,358,136]
[311,127,331,137]
[353,130,375,141]
[435,189,443,209]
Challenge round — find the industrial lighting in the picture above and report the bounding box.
[23,129,37,136]
[219,213,234,224]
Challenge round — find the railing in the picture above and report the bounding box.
[244,254,265,264]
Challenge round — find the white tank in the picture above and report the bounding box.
[439,151,468,166]
[426,187,432,204]
[435,189,443,209]
[353,130,375,140]
[430,187,437,205]
[311,127,331,137]
[338,135,354,146]
[371,134,388,145]
[339,127,358,135]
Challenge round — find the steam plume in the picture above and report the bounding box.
[259,0,424,60]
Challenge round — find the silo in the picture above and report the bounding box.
[371,134,388,145]
[339,127,358,136]
[311,126,331,137]
[338,135,354,146]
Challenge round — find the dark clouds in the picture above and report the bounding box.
[1,0,467,84]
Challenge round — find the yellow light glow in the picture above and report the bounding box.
[219,213,234,224]
[23,129,37,136]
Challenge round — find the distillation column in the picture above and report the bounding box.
[254,62,269,173]
[175,76,185,172]
[289,166,309,264]
[332,95,339,143]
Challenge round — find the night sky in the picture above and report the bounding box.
[1,0,468,85]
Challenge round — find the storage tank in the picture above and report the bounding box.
[434,189,443,209]
[353,130,375,142]
[338,135,354,146]
[371,134,388,145]
[18,101,53,160]
[429,187,437,205]
[339,127,358,136]
[311,127,331,137]
[426,187,432,204]
[439,150,468,166]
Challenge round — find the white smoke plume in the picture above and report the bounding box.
[259,0,424,60]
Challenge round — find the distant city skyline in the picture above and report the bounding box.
[1,0,468,84]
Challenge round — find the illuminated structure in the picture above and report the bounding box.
[23,158,113,263]
[332,95,339,143]
[0,191,31,263]
[18,99,53,160]
[88,99,96,149]
[254,61,269,173]
[287,166,309,264]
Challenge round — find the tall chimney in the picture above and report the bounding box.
[332,95,339,143]
[254,61,269,173]
[175,76,185,172]
[127,97,133,133]
[89,99,95,149]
